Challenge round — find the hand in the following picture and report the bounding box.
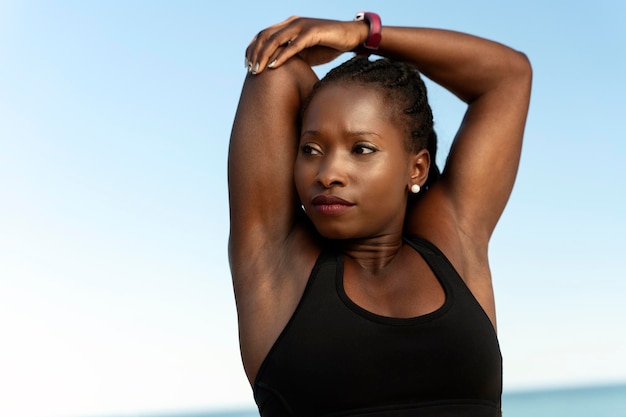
[245,16,368,74]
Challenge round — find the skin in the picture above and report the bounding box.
[229,17,532,385]
[296,84,424,241]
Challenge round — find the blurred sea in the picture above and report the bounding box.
[501,383,626,417]
[128,383,626,417]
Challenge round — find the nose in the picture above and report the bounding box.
[316,152,347,189]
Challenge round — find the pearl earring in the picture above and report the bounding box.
[410,184,421,194]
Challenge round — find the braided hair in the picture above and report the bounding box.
[302,56,440,189]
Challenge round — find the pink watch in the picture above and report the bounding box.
[354,12,382,56]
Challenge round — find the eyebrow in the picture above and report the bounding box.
[300,130,320,138]
[300,130,381,138]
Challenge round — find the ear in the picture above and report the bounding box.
[408,149,431,190]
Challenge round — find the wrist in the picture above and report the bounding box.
[353,12,382,57]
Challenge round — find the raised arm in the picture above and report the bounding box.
[228,56,317,278]
[380,27,532,241]
[249,17,532,243]
[228,54,321,381]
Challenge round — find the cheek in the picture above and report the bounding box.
[367,167,410,216]
[369,164,411,212]
[293,157,312,198]
[365,156,410,192]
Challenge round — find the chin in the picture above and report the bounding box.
[315,226,349,241]
[313,221,376,242]
[311,220,354,241]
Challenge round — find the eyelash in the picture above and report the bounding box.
[353,144,377,154]
[301,144,321,155]
[300,143,377,155]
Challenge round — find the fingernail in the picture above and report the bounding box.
[251,62,259,74]
[245,57,249,69]
[247,62,253,73]
[268,59,277,68]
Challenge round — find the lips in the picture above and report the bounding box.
[312,195,353,206]
[311,194,354,216]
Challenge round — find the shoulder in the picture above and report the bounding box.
[406,183,491,286]
[407,184,498,327]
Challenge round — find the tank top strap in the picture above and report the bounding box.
[402,235,497,334]
[402,235,465,290]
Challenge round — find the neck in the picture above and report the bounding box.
[336,233,404,273]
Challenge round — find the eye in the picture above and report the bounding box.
[301,143,322,155]
[353,143,377,155]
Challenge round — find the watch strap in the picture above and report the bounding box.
[354,12,382,56]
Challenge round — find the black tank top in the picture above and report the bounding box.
[253,236,502,417]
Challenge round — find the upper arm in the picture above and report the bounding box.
[228,58,318,275]
[436,51,532,241]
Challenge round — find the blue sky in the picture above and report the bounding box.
[0,1,625,416]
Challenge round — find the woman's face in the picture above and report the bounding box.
[295,83,414,240]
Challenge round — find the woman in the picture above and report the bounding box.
[229,14,531,417]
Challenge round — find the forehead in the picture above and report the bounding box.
[302,83,399,135]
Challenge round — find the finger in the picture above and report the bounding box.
[265,40,296,70]
[251,32,295,74]
[245,16,300,73]
[259,19,351,72]
[257,26,323,74]
[251,18,321,74]
[266,38,308,71]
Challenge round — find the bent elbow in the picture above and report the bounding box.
[512,50,533,86]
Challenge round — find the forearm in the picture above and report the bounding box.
[245,17,530,101]
[378,26,531,103]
